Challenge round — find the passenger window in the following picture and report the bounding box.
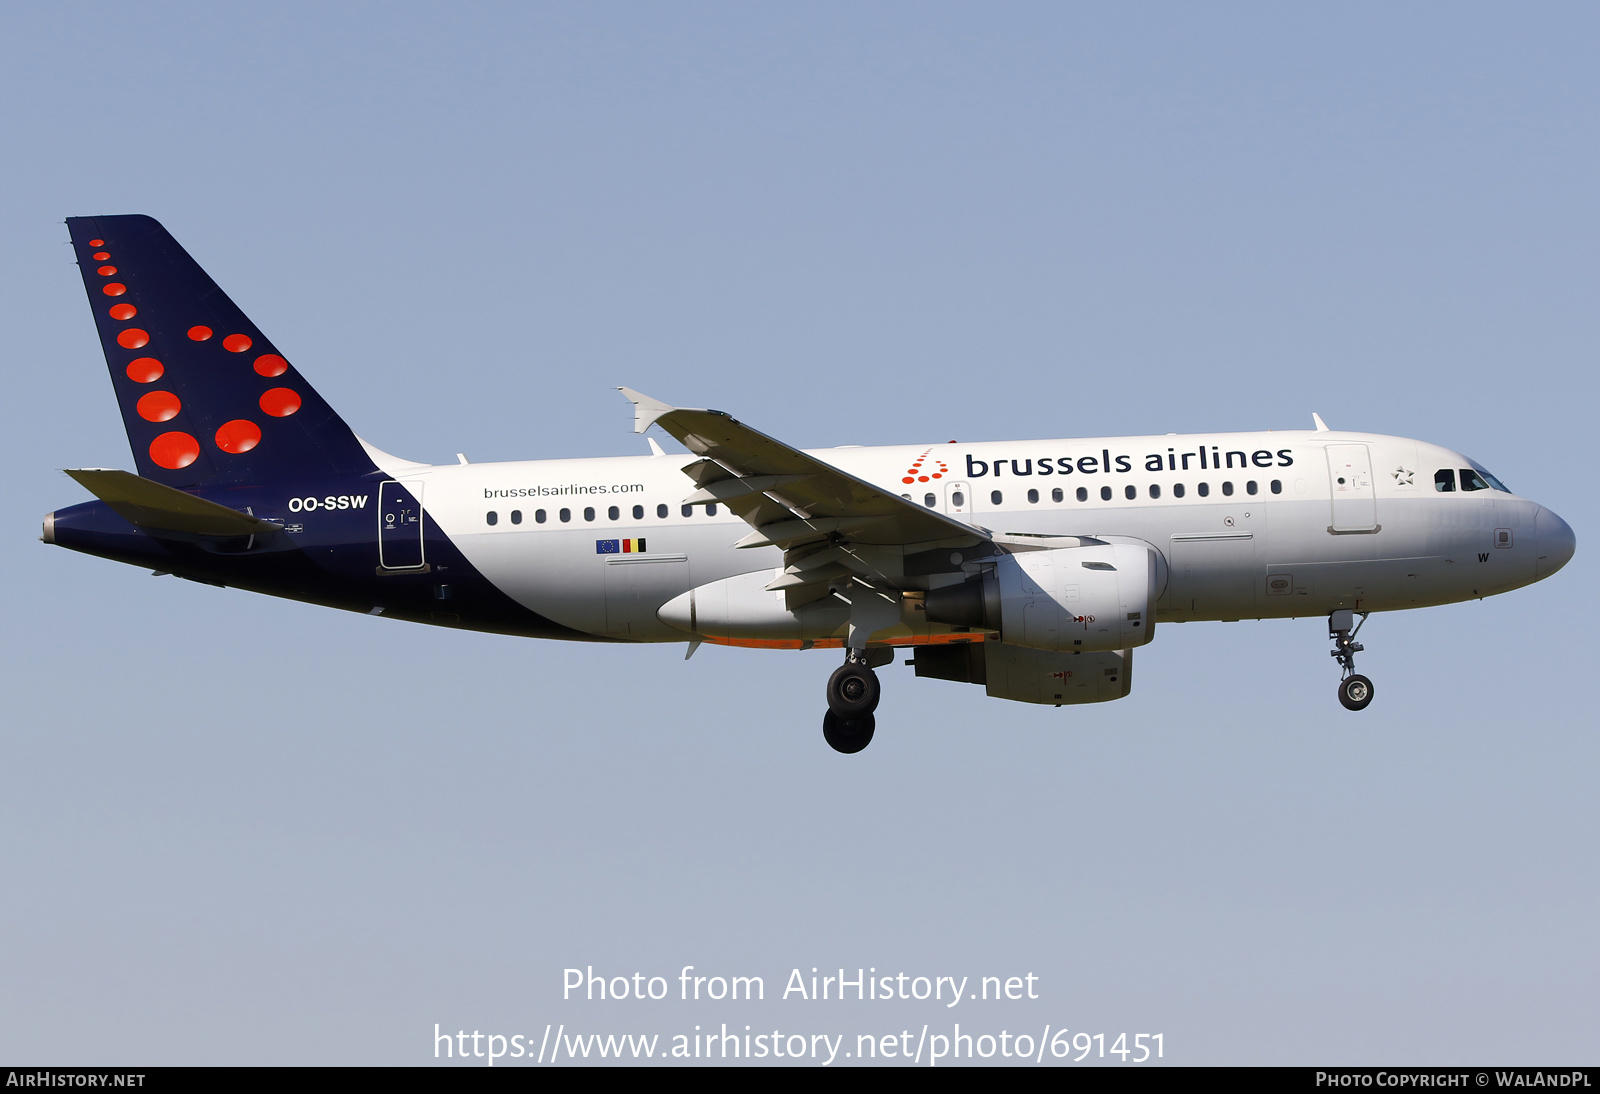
[1149,484,1161,499]
[682,504,693,517]
[1076,487,1088,502]
[1100,486,1112,501]
[536,509,547,523]
[1198,482,1210,497]
[952,491,965,507]
[1434,469,1456,492]
[486,511,498,526]
[1270,480,1282,494]
[1123,485,1135,500]
[1246,481,1258,495]
[633,505,644,520]
[1027,489,1039,504]
[511,510,522,524]
[1051,487,1063,502]
[990,490,1003,505]
[584,507,595,521]
[559,508,571,522]
[901,494,911,501]
[1222,481,1234,496]
[608,505,619,520]
[925,493,937,507]
[1460,469,1490,492]
[1173,483,1185,498]
[656,504,668,518]
[707,503,718,516]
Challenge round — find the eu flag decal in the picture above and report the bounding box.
[596,539,646,554]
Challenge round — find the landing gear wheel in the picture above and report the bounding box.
[827,662,880,718]
[823,710,876,754]
[1338,674,1374,711]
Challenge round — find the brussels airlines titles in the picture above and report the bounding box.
[963,447,1295,478]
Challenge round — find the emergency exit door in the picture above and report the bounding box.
[943,481,971,519]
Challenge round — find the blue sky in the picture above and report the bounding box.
[2,1,1595,1065]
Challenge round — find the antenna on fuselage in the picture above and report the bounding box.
[1312,413,1331,432]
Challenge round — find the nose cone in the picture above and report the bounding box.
[1535,507,1576,579]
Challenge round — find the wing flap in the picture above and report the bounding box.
[732,516,890,550]
[683,473,815,506]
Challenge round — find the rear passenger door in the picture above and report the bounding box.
[378,481,426,570]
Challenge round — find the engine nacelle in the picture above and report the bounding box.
[924,541,1159,652]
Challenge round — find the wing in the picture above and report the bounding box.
[619,388,990,607]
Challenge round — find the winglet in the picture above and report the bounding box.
[617,387,677,434]
[1311,412,1330,432]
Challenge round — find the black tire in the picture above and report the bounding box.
[823,710,875,754]
[826,662,881,718]
[1339,674,1375,711]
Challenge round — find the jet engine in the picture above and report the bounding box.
[923,540,1159,653]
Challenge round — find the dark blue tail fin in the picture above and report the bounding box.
[67,215,377,487]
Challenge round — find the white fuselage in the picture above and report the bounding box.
[365,429,1562,644]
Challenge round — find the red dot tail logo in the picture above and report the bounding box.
[901,448,952,485]
[67,213,383,488]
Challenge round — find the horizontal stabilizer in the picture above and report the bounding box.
[65,469,282,537]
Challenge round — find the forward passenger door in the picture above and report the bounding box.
[1325,445,1378,533]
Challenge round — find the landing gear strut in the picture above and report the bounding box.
[1329,609,1374,711]
[823,650,882,753]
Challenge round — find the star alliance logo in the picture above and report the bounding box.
[1392,466,1415,486]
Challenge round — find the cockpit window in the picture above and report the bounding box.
[1472,465,1511,492]
[1459,468,1491,492]
[1433,469,1455,492]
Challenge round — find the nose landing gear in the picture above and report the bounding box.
[823,649,884,753]
[1338,674,1374,711]
[1329,609,1374,711]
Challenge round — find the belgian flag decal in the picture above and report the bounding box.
[595,539,646,554]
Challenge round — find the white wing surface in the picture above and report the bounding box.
[619,388,990,607]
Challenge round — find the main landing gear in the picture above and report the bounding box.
[1329,609,1374,711]
[823,650,883,754]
